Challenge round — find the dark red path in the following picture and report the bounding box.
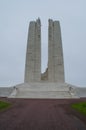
[0,98,86,130]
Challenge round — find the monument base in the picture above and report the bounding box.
[8,82,79,99]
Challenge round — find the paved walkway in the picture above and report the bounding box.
[0,98,86,130]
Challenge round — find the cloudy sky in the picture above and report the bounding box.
[0,0,86,87]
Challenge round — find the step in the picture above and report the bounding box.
[15,91,72,98]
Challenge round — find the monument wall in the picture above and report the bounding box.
[24,18,41,82]
[48,19,65,82]
[24,18,64,83]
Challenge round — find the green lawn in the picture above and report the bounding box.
[0,100,11,111]
[71,102,86,115]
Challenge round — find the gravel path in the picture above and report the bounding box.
[0,98,86,130]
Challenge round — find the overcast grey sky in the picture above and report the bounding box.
[0,0,86,87]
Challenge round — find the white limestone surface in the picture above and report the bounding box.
[8,83,79,99]
[0,87,14,97]
[48,19,64,82]
[1,83,86,99]
[25,18,41,82]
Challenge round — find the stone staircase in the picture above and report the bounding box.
[8,82,79,99]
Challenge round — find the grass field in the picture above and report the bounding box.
[72,102,86,115]
[0,100,11,111]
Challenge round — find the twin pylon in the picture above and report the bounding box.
[25,18,64,83]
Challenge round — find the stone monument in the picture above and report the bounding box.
[25,18,64,83]
[1,18,80,99]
